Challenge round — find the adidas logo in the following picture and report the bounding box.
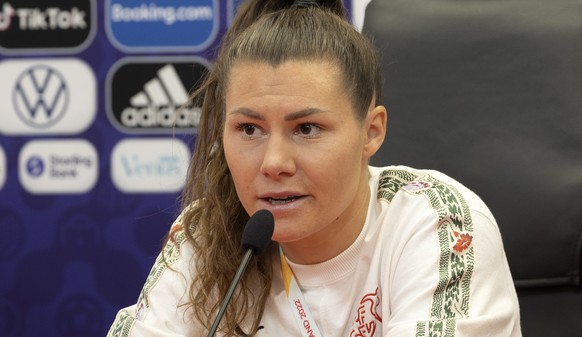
[107,59,209,134]
[120,64,200,128]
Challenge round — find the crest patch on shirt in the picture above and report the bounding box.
[350,287,382,337]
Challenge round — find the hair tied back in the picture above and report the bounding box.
[291,0,319,8]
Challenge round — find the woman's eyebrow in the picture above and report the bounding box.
[284,108,327,121]
[229,107,264,120]
[228,107,327,121]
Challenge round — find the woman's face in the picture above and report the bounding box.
[223,60,385,263]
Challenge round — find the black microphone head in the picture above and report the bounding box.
[241,209,275,255]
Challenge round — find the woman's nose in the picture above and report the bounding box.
[259,134,296,179]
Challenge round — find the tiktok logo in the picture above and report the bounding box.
[0,3,15,31]
[0,1,95,51]
[0,3,87,31]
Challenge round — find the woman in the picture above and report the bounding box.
[108,0,522,336]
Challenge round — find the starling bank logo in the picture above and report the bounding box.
[0,59,96,135]
[18,139,98,194]
[107,58,209,134]
[111,138,190,193]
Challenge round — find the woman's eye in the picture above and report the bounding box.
[235,123,258,136]
[299,124,312,135]
[296,123,321,137]
[242,124,256,135]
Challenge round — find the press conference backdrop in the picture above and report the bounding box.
[0,1,357,336]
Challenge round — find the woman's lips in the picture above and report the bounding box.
[265,196,302,205]
[258,193,307,209]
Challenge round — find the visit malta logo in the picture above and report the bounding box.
[350,287,383,337]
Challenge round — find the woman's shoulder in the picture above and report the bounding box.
[369,165,494,222]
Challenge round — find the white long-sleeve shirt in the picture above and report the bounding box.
[108,166,522,337]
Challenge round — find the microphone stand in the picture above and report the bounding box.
[206,249,254,337]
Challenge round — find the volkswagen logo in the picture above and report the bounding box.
[12,65,69,129]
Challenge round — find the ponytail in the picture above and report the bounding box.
[225,0,346,46]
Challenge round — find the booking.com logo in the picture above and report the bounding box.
[105,0,218,52]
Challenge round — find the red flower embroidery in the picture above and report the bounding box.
[169,223,183,245]
[453,231,473,253]
[403,180,431,192]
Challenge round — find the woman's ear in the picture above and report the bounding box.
[363,104,387,158]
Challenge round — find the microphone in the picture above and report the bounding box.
[206,209,275,337]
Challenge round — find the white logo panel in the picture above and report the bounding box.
[0,146,6,191]
[0,58,96,135]
[18,139,98,194]
[351,0,372,32]
[111,138,190,193]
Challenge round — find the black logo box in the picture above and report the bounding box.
[107,58,210,131]
[0,0,94,50]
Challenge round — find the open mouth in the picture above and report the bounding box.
[267,196,300,205]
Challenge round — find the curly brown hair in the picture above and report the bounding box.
[176,0,383,335]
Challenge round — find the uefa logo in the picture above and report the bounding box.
[13,65,69,129]
[0,59,97,135]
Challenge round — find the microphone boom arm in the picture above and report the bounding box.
[206,249,254,337]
